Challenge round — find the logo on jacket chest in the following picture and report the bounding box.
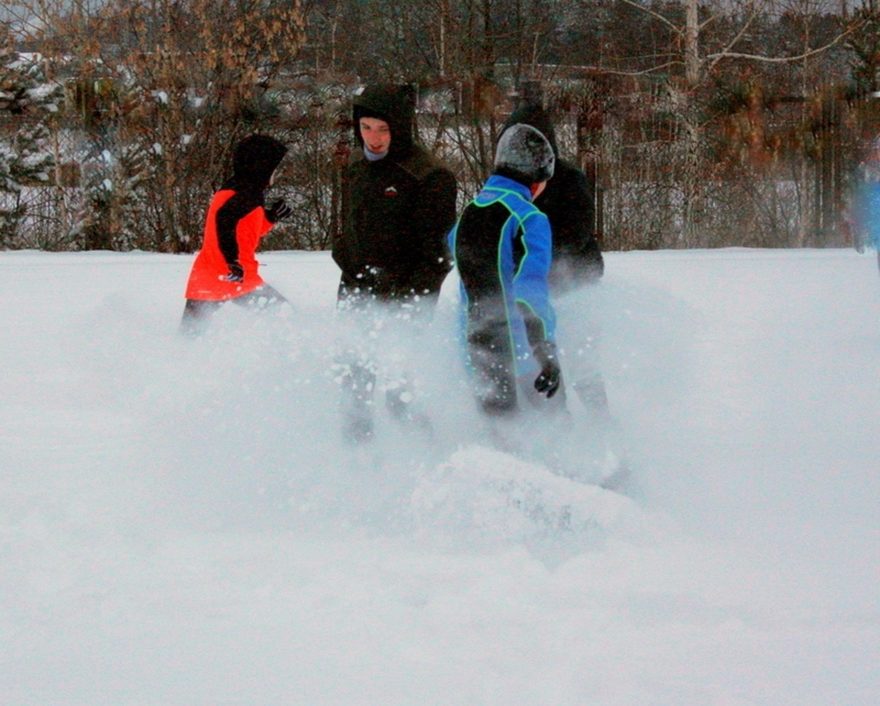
[383,185,399,197]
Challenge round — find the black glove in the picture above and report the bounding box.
[266,198,292,223]
[223,261,244,282]
[533,340,562,399]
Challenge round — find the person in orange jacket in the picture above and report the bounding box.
[181,133,292,334]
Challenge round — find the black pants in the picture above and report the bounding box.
[180,284,288,335]
[468,322,566,416]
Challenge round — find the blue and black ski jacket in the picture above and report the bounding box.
[449,174,557,380]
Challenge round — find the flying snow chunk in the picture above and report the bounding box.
[410,446,644,543]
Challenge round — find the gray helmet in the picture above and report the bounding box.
[494,123,555,184]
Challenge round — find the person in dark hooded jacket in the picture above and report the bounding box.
[498,104,609,417]
[501,103,604,290]
[331,84,458,442]
[181,133,292,333]
[333,84,457,310]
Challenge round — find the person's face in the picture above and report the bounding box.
[360,117,392,154]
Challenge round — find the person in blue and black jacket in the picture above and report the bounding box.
[852,136,880,276]
[449,123,562,415]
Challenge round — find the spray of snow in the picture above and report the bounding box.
[1,249,878,705]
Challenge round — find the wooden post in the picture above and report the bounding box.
[577,88,604,241]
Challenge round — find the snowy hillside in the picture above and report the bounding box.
[2,248,878,706]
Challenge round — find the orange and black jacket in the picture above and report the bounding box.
[184,134,287,301]
[185,188,275,301]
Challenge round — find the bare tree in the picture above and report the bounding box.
[604,0,865,247]
[7,0,305,251]
[3,0,876,251]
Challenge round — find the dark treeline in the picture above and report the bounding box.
[2,0,879,252]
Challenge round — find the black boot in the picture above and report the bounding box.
[336,359,377,443]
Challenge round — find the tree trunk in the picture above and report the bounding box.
[680,0,702,247]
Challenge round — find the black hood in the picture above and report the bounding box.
[352,84,417,159]
[502,103,559,158]
[228,134,287,191]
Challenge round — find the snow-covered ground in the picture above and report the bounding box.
[2,248,878,706]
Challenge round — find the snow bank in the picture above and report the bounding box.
[1,248,878,706]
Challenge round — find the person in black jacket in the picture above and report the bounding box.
[332,84,457,441]
[333,84,457,309]
[499,103,609,417]
[501,103,604,291]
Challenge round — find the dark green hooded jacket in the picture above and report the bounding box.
[332,84,457,306]
[502,104,604,291]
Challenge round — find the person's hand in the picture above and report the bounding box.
[533,341,562,398]
[223,262,244,282]
[266,199,292,223]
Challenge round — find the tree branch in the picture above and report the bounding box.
[600,61,685,77]
[705,18,866,65]
[618,0,682,35]
[707,1,760,73]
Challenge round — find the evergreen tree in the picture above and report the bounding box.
[74,138,155,251]
[0,48,62,247]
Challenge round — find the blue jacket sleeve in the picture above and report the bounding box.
[854,180,880,250]
[866,182,880,249]
[447,222,458,263]
[513,211,556,346]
